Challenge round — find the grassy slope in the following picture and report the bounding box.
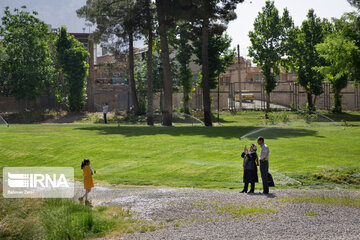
[1,111,360,189]
[0,192,156,239]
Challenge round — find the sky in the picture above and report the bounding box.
[0,0,356,57]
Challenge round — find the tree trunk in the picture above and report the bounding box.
[128,31,140,114]
[184,90,190,114]
[306,92,314,112]
[146,1,154,126]
[265,92,270,118]
[332,88,342,113]
[201,16,212,126]
[156,0,172,126]
[179,26,191,115]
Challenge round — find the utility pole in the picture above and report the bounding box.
[237,44,242,110]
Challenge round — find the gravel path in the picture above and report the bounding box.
[74,186,360,240]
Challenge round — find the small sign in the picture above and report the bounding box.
[3,167,74,198]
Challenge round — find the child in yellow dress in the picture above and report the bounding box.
[79,159,94,205]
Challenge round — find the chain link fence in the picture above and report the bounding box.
[188,81,360,111]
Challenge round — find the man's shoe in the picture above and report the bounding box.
[240,189,247,193]
[262,192,269,194]
[248,190,254,194]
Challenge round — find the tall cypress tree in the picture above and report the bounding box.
[56,26,89,112]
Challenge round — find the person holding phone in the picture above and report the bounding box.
[240,144,259,193]
[257,136,270,194]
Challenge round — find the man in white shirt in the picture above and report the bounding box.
[257,136,269,194]
[103,103,109,124]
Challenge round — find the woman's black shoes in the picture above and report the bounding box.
[240,189,247,193]
[248,190,255,193]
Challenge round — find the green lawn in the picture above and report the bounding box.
[1,111,360,189]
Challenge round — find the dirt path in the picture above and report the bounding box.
[74,185,360,240]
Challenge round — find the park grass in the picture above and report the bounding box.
[193,200,276,217]
[281,195,360,207]
[0,111,360,189]
[304,211,319,216]
[0,192,116,239]
[0,185,160,239]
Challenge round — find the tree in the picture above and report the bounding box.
[333,13,360,85]
[77,0,141,114]
[348,0,360,9]
[155,0,174,126]
[316,34,360,113]
[55,26,89,112]
[248,1,293,117]
[134,0,156,125]
[0,42,5,90]
[144,0,155,125]
[194,33,236,90]
[175,23,193,114]
[154,0,202,125]
[0,6,56,105]
[194,0,244,126]
[286,9,331,112]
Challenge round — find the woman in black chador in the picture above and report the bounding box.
[240,143,259,193]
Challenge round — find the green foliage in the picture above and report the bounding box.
[0,6,56,102]
[348,0,360,9]
[194,33,235,89]
[55,26,89,112]
[264,111,290,124]
[41,199,114,239]
[175,25,193,92]
[333,13,360,85]
[133,53,167,112]
[286,9,331,111]
[174,24,194,113]
[315,33,360,112]
[312,168,360,185]
[152,32,179,90]
[77,0,139,51]
[134,59,147,115]
[249,1,293,94]
[0,191,157,239]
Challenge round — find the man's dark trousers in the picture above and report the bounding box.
[104,113,107,124]
[260,160,269,193]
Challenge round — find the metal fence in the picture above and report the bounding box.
[188,81,360,111]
